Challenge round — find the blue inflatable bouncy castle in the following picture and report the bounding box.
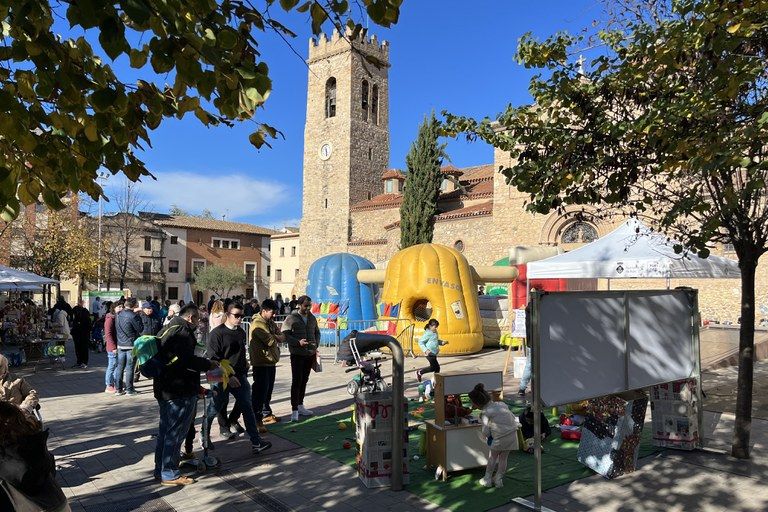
[306,253,378,345]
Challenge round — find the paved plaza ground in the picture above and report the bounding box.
[18,329,768,512]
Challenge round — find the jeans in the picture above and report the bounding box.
[252,366,276,421]
[519,355,532,392]
[290,355,314,410]
[207,372,262,445]
[418,354,440,376]
[114,349,135,392]
[105,351,117,387]
[154,396,197,481]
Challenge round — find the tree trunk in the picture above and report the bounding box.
[732,253,757,459]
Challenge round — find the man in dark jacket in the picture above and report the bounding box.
[282,295,320,422]
[206,302,272,455]
[71,299,92,368]
[140,301,161,336]
[152,304,217,486]
[114,297,143,395]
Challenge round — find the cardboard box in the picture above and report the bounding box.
[650,378,700,450]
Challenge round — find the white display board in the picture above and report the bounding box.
[537,289,696,406]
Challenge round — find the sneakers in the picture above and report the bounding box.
[257,421,268,434]
[478,476,493,488]
[126,390,138,396]
[517,389,526,397]
[115,389,126,396]
[494,477,504,488]
[105,385,116,394]
[232,422,246,434]
[290,411,299,422]
[297,405,314,416]
[161,476,195,486]
[219,427,238,440]
[180,451,195,461]
[81,364,88,369]
[251,440,272,455]
[262,414,281,424]
[416,370,422,382]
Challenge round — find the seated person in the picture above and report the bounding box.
[0,354,39,421]
[0,402,68,511]
[519,405,552,453]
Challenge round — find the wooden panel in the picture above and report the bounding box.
[445,425,489,471]
[440,371,504,395]
[425,420,446,470]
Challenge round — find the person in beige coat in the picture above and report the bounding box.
[0,354,39,418]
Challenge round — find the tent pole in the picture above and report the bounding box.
[512,290,556,512]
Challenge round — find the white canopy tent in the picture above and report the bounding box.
[527,218,741,280]
[0,265,58,289]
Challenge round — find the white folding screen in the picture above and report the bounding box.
[537,289,696,406]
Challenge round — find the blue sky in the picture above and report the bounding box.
[95,1,603,228]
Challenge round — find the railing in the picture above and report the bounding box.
[239,317,416,361]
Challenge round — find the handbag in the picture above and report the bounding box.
[312,352,323,373]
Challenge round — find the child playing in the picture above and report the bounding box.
[415,319,448,382]
[468,383,519,488]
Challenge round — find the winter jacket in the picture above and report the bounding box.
[282,312,320,357]
[153,316,211,401]
[71,305,91,336]
[0,428,68,512]
[249,314,281,366]
[104,312,117,352]
[140,312,161,336]
[115,309,143,350]
[52,309,70,340]
[480,401,520,451]
[418,330,444,356]
[0,355,38,414]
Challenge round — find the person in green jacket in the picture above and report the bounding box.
[248,299,285,432]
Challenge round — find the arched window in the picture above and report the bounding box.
[561,221,598,244]
[325,77,336,118]
[371,84,379,125]
[361,79,369,122]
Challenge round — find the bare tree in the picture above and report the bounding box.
[103,179,148,290]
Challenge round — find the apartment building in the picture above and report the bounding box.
[155,216,274,304]
[269,228,300,300]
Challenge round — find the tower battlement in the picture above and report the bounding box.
[307,27,389,63]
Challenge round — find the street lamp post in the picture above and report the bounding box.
[96,172,109,291]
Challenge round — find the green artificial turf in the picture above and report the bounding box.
[268,399,662,512]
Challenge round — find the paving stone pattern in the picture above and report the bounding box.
[21,341,768,512]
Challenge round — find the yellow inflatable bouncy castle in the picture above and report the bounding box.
[381,244,482,355]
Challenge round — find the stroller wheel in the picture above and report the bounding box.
[347,380,359,396]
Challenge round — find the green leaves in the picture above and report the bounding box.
[0,0,405,221]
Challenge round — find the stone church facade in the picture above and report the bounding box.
[298,31,765,323]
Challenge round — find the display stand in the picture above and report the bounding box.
[425,371,503,480]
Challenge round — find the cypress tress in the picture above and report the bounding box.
[399,112,447,249]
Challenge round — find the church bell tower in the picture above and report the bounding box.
[297,29,390,291]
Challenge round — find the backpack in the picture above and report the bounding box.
[133,325,181,379]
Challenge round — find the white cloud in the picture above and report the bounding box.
[104,171,290,220]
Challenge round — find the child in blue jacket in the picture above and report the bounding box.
[415,319,448,382]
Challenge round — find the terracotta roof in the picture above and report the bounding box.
[459,164,494,181]
[350,193,404,211]
[441,165,463,176]
[348,238,387,246]
[381,169,406,180]
[156,216,277,236]
[434,201,493,222]
[439,178,494,201]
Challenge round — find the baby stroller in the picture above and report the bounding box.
[345,334,388,396]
